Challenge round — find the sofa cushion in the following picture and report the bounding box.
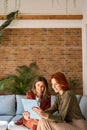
[8,115,23,129]
[51,95,55,106]
[16,95,26,115]
[8,124,29,130]
[0,95,15,115]
[76,95,82,103]
[51,95,82,105]
[9,115,22,123]
[8,115,29,130]
[0,115,13,122]
[79,95,87,120]
[0,125,7,130]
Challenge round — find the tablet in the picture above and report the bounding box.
[21,99,40,119]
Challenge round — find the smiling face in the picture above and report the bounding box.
[50,72,69,94]
[51,78,63,94]
[35,81,45,96]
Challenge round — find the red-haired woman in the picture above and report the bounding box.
[33,72,87,130]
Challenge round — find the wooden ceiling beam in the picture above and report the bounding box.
[0,15,83,20]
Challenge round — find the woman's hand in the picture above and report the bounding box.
[32,107,48,119]
[23,111,30,120]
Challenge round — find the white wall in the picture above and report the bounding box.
[0,0,84,15]
[82,0,87,95]
[0,19,82,28]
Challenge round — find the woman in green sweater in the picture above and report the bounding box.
[33,72,87,130]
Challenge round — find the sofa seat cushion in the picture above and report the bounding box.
[9,115,23,123]
[8,115,30,130]
[0,95,15,115]
[8,125,30,130]
[8,115,22,129]
[0,125,7,130]
[76,95,82,103]
[79,95,87,121]
[0,116,13,130]
[0,115,13,122]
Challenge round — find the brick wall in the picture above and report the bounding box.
[0,28,82,94]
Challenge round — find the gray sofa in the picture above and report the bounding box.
[0,94,87,130]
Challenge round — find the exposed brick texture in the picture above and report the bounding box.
[0,28,82,94]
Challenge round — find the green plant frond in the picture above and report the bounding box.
[29,62,39,70]
[17,65,29,71]
[0,84,5,91]
[0,11,19,31]
[0,76,15,84]
[17,65,29,70]
[6,10,19,19]
[16,66,30,77]
[14,84,27,94]
[0,62,39,94]
[0,19,12,30]
[0,10,19,44]
[68,77,79,90]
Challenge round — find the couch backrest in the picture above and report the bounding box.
[16,95,26,115]
[0,94,87,121]
[76,95,82,103]
[79,95,87,121]
[51,95,82,105]
[0,95,15,115]
[51,95,55,106]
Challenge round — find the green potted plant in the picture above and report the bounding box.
[0,62,39,94]
[68,77,79,91]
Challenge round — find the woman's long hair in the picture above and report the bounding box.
[50,72,69,91]
[31,76,49,99]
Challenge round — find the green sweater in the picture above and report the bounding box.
[45,90,85,123]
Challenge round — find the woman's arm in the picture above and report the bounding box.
[33,91,74,123]
[45,91,74,122]
[32,107,48,119]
